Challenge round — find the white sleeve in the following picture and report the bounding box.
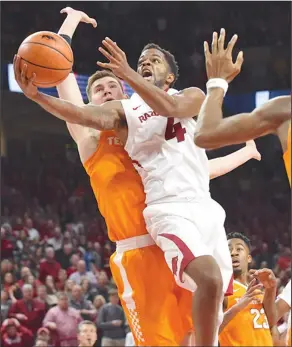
[278,280,291,307]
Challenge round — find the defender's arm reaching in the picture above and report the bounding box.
[13,55,126,131]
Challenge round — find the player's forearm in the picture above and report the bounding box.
[123,68,178,116]
[209,145,254,179]
[32,92,115,130]
[263,287,278,327]
[219,305,242,333]
[58,12,82,38]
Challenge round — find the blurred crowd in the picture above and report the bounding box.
[1,139,291,346]
[2,1,290,92]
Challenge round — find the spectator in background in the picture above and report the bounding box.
[84,241,102,271]
[43,292,82,347]
[1,290,12,322]
[36,285,50,310]
[35,339,50,347]
[95,271,110,302]
[67,254,80,277]
[44,276,58,307]
[47,226,63,251]
[1,318,34,347]
[81,278,98,302]
[39,246,61,283]
[69,260,97,286]
[8,284,46,334]
[25,218,40,242]
[277,247,291,271]
[64,279,74,298]
[77,320,98,347]
[1,226,14,259]
[255,242,274,269]
[36,327,51,346]
[17,267,32,289]
[56,269,68,291]
[70,284,96,321]
[56,243,74,269]
[97,289,126,347]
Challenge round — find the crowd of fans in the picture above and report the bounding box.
[2,2,290,92]
[1,138,291,346]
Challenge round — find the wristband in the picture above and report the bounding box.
[59,34,72,46]
[206,78,228,96]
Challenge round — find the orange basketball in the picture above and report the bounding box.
[17,31,73,88]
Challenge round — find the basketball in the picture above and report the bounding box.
[17,31,73,88]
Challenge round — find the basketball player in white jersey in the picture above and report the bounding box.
[14,32,258,346]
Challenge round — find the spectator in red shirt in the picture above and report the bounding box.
[67,253,80,278]
[1,227,14,259]
[39,246,61,283]
[1,318,34,347]
[56,269,68,291]
[277,247,291,270]
[17,267,32,289]
[8,284,46,334]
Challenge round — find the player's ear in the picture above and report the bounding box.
[166,73,175,86]
[247,254,252,264]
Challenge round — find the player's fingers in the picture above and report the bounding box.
[102,39,119,57]
[235,51,244,70]
[21,64,27,84]
[211,31,218,54]
[248,284,263,293]
[105,37,125,56]
[218,28,226,52]
[96,61,112,69]
[204,41,211,60]
[98,47,114,62]
[90,18,97,28]
[225,34,238,58]
[247,278,257,288]
[60,7,70,14]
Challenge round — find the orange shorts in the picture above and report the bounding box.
[110,234,192,346]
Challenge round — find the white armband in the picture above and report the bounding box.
[206,78,229,96]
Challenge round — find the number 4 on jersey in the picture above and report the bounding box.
[165,117,186,142]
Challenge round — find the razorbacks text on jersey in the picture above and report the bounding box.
[120,89,210,205]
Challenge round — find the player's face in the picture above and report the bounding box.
[78,325,97,347]
[90,77,125,105]
[137,48,174,89]
[228,238,252,277]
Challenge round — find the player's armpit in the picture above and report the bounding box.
[195,94,291,149]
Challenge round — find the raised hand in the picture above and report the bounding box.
[60,7,97,27]
[236,279,263,309]
[204,28,244,83]
[97,37,132,79]
[246,140,261,161]
[249,268,277,289]
[13,55,38,100]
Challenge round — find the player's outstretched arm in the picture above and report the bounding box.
[195,28,291,149]
[56,7,97,143]
[209,140,261,179]
[196,91,291,149]
[97,37,205,118]
[13,55,125,131]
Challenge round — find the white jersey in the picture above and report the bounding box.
[278,280,291,329]
[120,88,210,205]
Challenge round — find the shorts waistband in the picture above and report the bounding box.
[116,234,155,253]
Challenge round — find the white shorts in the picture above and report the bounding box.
[143,198,233,295]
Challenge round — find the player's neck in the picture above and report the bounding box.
[234,273,248,286]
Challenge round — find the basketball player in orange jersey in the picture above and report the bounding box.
[250,268,291,346]
[14,12,262,345]
[219,232,273,346]
[194,28,291,186]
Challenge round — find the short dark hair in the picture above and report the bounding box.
[141,43,179,87]
[78,320,97,334]
[86,70,124,101]
[227,232,251,251]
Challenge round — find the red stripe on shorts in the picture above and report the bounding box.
[224,273,234,296]
[160,233,195,283]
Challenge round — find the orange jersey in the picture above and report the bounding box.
[219,280,273,346]
[283,123,291,186]
[83,131,147,241]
